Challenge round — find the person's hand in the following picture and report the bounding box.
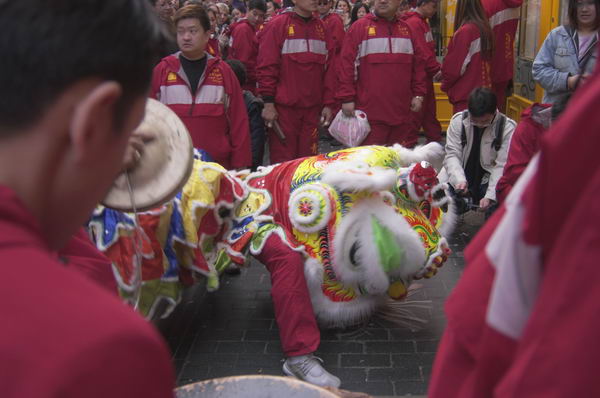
[580,73,592,86]
[262,103,278,128]
[122,130,154,172]
[455,181,468,193]
[479,198,494,211]
[320,106,333,126]
[567,74,581,90]
[433,70,442,82]
[411,96,424,112]
[341,101,355,117]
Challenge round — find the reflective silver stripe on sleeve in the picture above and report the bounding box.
[308,39,328,55]
[196,84,225,104]
[461,38,481,76]
[489,7,520,28]
[160,84,192,105]
[358,37,389,57]
[358,37,414,57]
[282,39,308,54]
[390,37,414,54]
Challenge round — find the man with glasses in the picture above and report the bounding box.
[317,0,345,62]
[442,87,515,214]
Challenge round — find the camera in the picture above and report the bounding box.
[448,185,477,214]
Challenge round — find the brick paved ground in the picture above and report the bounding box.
[157,138,485,396]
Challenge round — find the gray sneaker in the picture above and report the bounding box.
[282,354,341,388]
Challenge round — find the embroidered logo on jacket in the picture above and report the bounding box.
[397,25,409,35]
[167,72,178,82]
[368,26,376,36]
[315,23,325,39]
[208,68,224,84]
[288,24,295,36]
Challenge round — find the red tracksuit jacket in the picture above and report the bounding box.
[483,0,523,84]
[431,72,600,397]
[257,9,336,108]
[320,11,345,57]
[337,13,427,125]
[496,103,550,202]
[441,22,492,106]
[151,53,251,170]
[207,37,220,57]
[229,18,259,92]
[402,11,440,78]
[0,186,175,398]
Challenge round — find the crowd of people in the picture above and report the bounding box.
[2,0,600,396]
[150,0,449,168]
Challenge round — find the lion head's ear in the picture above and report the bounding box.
[288,183,335,234]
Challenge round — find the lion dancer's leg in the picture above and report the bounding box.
[254,233,341,388]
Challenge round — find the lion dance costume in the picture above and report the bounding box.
[90,143,454,328]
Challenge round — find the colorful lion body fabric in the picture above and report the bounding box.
[91,144,454,326]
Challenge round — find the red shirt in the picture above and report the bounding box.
[337,13,427,125]
[441,22,492,105]
[59,228,118,294]
[151,54,251,169]
[0,186,175,397]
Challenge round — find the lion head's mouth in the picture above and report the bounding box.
[330,197,427,298]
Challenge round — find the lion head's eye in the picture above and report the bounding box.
[288,183,333,234]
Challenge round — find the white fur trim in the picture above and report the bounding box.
[331,198,426,292]
[392,142,445,170]
[303,257,382,327]
[321,161,397,192]
[438,200,457,238]
[430,183,450,208]
[406,179,422,201]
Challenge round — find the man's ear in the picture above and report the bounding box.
[69,81,123,163]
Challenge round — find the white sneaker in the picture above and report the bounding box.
[282,354,341,388]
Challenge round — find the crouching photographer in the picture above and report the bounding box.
[442,87,516,218]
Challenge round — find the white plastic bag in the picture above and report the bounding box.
[328,109,371,147]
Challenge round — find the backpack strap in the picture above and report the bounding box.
[460,110,469,148]
[492,114,506,151]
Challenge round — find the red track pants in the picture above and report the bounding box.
[269,104,320,164]
[363,121,417,148]
[254,233,320,357]
[492,80,509,113]
[411,80,442,143]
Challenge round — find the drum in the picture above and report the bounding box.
[175,375,340,398]
[102,98,194,212]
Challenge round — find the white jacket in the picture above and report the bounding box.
[443,111,516,201]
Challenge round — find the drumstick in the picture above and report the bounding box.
[272,120,286,145]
